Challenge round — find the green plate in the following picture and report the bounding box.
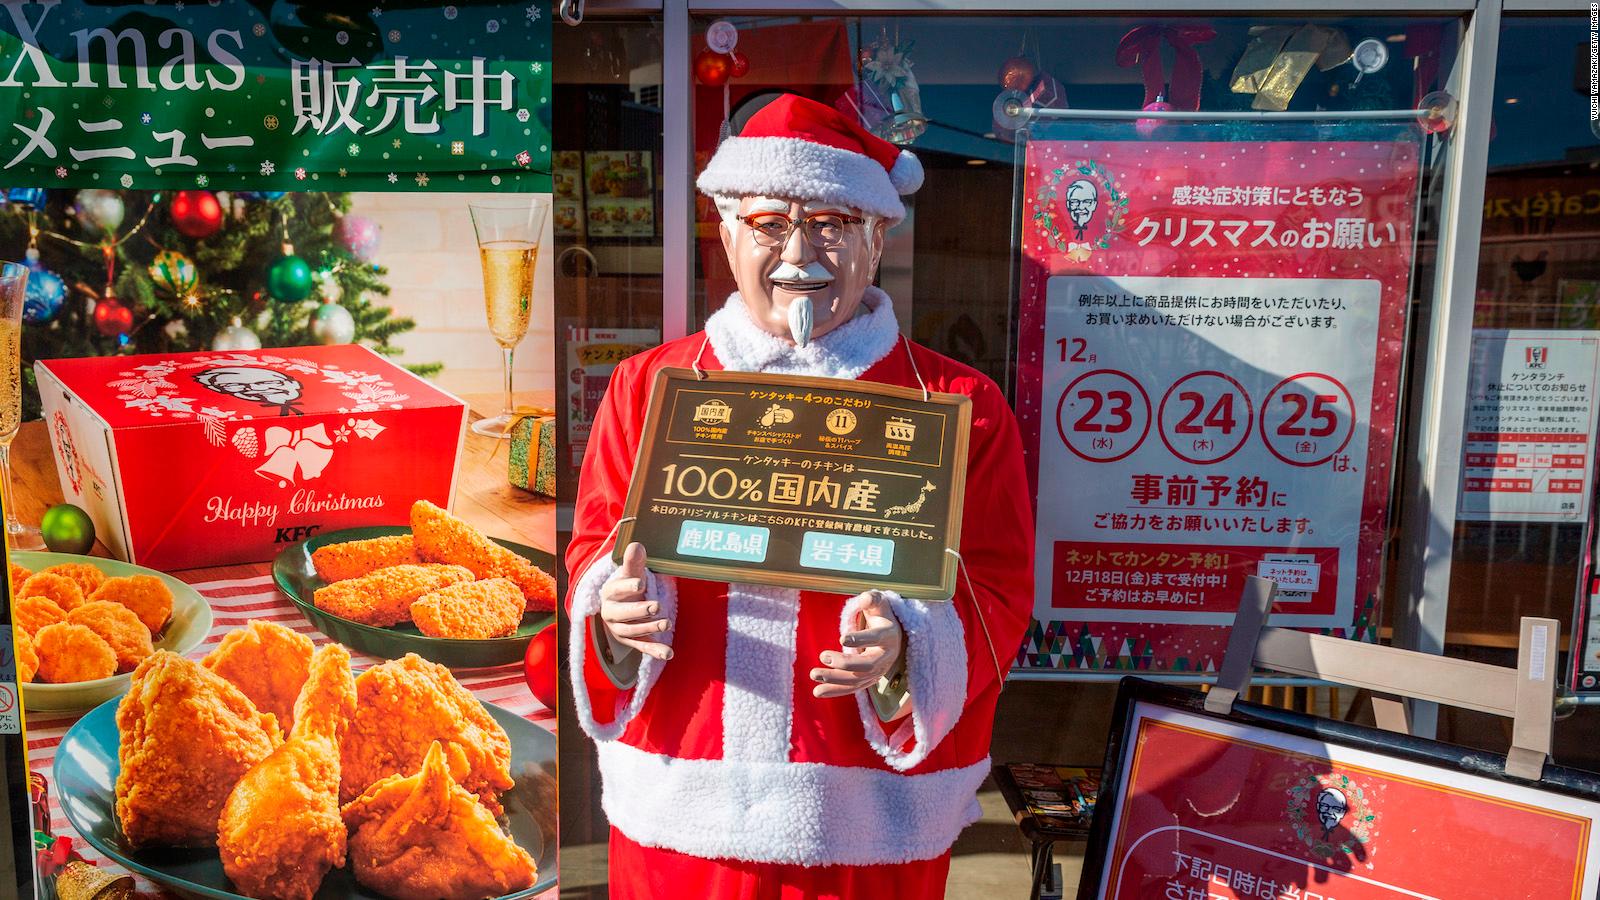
[55,691,557,899]
[14,551,214,714]
[274,526,555,669]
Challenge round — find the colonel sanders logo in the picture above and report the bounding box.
[1065,178,1098,240]
[195,366,305,416]
[1315,787,1348,839]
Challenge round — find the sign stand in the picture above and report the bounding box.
[1205,576,1559,780]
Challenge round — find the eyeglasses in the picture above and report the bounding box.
[735,211,865,249]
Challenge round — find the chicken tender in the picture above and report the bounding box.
[68,601,153,672]
[203,620,315,730]
[88,575,173,634]
[13,596,66,638]
[410,578,524,639]
[410,500,557,611]
[39,563,108,598]
[342,741,536,900]
[115,652,282,848]
[8,562,31,588]
[15,631,37,684]
[33,622,117,683]
[313,564,474,628]
[19,573,84,612]
[340,654,512,808]
[219,644,356,900]
[312,535,421,583]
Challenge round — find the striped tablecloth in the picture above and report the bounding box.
[24,573,558,899]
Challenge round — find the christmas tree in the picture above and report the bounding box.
[0,189,440,420]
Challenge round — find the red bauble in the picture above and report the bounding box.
[694,49,732,87]
[998,55,1037,91]
[523,625,558,710]
[729,50,750,78]
[169,189,223,239]
[1136,100,1174,138]
[92,297,133,337]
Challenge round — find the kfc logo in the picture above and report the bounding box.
[195,366,306,415]
[1526,346,1549,369]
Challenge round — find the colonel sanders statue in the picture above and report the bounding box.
[566,94,1034,899]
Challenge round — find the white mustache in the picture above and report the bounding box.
[770,261,834,284]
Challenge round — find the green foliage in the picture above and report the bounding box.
[0,190,438,420]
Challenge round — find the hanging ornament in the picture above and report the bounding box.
[694,49,732,87]
[21,248,65,324]
[148,249,199,296]
[266,243,314,302]
[1136,98,1174,138]
[169,189,224,238]
[310,300,356,345]
[334,214,382,262]
[998,55,1037,92]
[213,316,262,351]
[73,189,125,234]
[92,294,133,338]
[729,51,750,79]
[6,188,45,210]
[857,30,927,144]
[41,503,95,555]
[1119,25,1217,112]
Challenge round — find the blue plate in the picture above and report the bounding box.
[54,692,557,899]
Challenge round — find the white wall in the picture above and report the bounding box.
[348,192,555,399]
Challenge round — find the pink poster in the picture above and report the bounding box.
[1016,137,1420,673]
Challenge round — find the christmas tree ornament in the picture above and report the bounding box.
[266,244,314,302]
[729,50,750,79]
[1119,24,1217,111]
[148,249,199,296]
[6,187,45,209]
[694,48,732,87]
[998,55,1036,92]
[334,214,382,261]
[857,30,927,144]
[41,503,95,555]
[21,248,65,324]
[1136,98,1174,138]
[73,189,125,234]
[213,317,262,351]
[91,294,133,338]
[310,300,356,345]
[169,189,224,238]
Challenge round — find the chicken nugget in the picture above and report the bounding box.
[88,575,173,634]
[313,564,474,627]
[14,596,66,638]
[15,631,37,684]
[411,500,557,611]
[34,622,117,683]
[68,601,154,672]
[39,563,108,598]
[19,573,84,612]
[8,562,31,588]
[203,620,314,731]
[311,534,421,583]
[410,578,525,639]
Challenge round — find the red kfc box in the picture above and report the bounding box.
[35,345,467,570]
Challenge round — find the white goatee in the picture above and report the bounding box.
[787,297,814,348]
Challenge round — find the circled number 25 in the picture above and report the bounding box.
[1276,393,1340,437]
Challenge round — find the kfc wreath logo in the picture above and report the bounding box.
[1285,771,1377,861]
[195,366,307,416]
[1034,158,1129,263]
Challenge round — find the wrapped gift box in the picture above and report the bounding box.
[508,408,555,497]
[35,345,467,570]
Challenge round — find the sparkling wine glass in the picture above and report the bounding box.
[0,262,43,550]
[469,197,551,438]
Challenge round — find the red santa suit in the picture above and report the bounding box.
[566,287,1036,899]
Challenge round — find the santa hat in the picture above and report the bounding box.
[697,93,924,224]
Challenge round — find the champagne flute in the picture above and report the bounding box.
[469,197,551,438]
[0,262,43,550]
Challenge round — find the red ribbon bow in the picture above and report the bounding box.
[1115,25,1217,112]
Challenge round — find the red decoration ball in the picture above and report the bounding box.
[998,56,1037,91]
[169,189,223,239]
[729,50,750,78]
[92,297,133,337]
[523,625,558,710]
[695,49,731,87]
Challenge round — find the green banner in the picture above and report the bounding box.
[0,1,551,192]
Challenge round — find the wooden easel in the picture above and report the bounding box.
[1205,576,1559,780]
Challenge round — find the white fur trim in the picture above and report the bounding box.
[847,591,968,771]
[568,551,677,742]
[723,584,801,762]
[697,136,907,223]
[598,740,987,866]
[705,286,901,379]
[889,150,924,194]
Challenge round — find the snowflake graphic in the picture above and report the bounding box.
[252,22,266,37]
[119,173,133,188]
[526,4,540,21]
[53,166,66,178]
[336,30,349,45]
[140,112,152,125]
[392,138,402,149]
[388,29,401,42]
[515,150,532,167]
[443,5,457,19]
[386,172,398,184]
[531,61,543,75]
[260,161,276,176]
[338,167,348,177]
[263,115,279,130]
[173,1,183,9]
[294,167,308,180]
[486,19,500,33]
[516,108,530,123]
[195,174,209,187]
[414,173,430,187]
[371,6,382,16]
[347,142,361,156]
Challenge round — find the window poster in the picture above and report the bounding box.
[1016,127,1422,673]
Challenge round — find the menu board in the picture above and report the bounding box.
[616,368,971,599]
[584,150,655,237]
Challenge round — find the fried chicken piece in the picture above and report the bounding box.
[39,563,108,599]
[115,652,282,848]
[342,741,536,900]
[8,562,31,588]
[410,500,557,611]
[33,623,117,683]
[68,601,153,672]
[340,654,512,808]
[312,535,422,583]
[203,621,315,731]
[313,564,474,628]
[15,630,37,684]
[410,578,525,639]
[218,644,356,900]
[89,575,173,634]
[13,596,66,638]
[19,573,84,612]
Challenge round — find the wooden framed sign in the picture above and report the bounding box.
[615,368,972,599]
[1081,679,1600,900]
